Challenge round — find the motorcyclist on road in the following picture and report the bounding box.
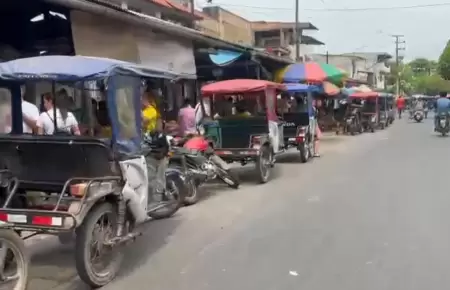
[434,91,450,131]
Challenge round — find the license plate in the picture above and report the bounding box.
[440,120,446,126]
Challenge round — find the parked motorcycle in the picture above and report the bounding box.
[436,113,450,136]
[344,114,363,135]
[413,110,424,123]
[169,135,239,205]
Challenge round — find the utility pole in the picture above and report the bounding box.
[294,0,300,61]
[392,35,405,96]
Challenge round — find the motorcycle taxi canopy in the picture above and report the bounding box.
[0,55,177,152]
[201,79,286,96]
[0,55,177,81]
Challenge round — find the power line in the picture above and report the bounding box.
[210,2,450,12]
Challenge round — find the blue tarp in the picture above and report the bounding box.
[0,55,178,82]
[209,49,243,66]
[284,83,321,93]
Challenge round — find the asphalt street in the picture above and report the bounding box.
[28,114,450,290]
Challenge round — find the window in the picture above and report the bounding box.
[0,88,11,134]
[115,80,137,139]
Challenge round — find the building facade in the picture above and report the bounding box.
[311,52,392,89]
[198,6,254,45]
[251,21,324,60]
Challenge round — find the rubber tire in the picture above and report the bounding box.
[299,142,310,163]
[218,169,240,189]
[169,164,200,206]
[256,145,271,184]
[350,126,356,136]
[75,202,122,288]
[0,230,29,290]
[371,127,375,133]
[148,174,184,220]
[183,178,200,206]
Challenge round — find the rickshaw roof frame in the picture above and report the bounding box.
[201,79,286,97]
[0,55,182,83]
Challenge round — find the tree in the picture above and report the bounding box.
[409,58,437,76]
[411,74,450,95]
[438,40,450,80]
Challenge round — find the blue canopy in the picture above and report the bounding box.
[0,55,180,82]
[284,83,321,93]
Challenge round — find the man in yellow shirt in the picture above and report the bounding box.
[142,90,161,134]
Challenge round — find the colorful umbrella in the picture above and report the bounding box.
[322,81,340,96]
[275,62,347,84]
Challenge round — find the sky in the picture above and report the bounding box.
[197,0,450,61]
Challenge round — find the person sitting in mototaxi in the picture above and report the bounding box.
[235,100,252,117]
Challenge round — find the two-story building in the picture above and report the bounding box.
[311,52,392,89]
[251,21,324,61]
[197,6,254,46]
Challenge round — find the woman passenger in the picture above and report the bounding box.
[37,92,80,135]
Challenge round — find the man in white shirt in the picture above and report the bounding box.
[22,98,39,133]
[37,93,80,135]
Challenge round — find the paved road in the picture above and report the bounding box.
[29,115,450,290]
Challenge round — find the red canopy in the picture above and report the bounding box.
[349,91,379,98]
[201,79,286,96]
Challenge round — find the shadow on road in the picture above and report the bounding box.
[28,215,182,290]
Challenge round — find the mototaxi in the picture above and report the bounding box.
[279,83,319,163]
[199,79,286,183]
[349,91,380,133]
[378,92,392,129]
[0,55,185,288]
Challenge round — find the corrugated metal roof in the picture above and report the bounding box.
[251,21,318,32]
[150,0,203,19]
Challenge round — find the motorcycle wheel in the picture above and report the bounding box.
[217,169,240,189]
[75,202,123,288]
[169,164,199,206]
[0,229,29,290]
[255,145,272,184]
[299,142,310,163]
[148,174,184,219]
[183,177,200,206]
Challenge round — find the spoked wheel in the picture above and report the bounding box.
[148,174,184,219]
[217,168,240,189]
[0,230,28,290]
[75,203,123,288]
[256,145,272,184]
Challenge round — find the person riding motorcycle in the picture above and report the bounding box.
[434,91,450,131]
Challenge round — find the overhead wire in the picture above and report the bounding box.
[208,2,450,12]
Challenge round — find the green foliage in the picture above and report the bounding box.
[409,58,437,76]
[387,56,448,95]
[412,74,450,95]
[438,40,450,80]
